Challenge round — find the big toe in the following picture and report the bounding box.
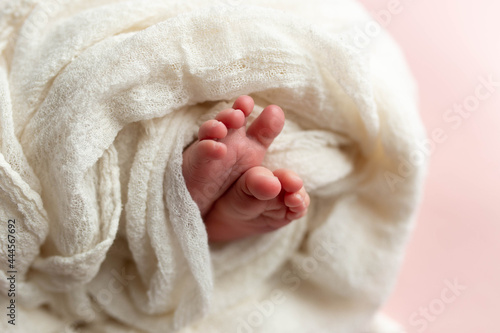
[247,105,285,148]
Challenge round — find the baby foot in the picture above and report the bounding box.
[182,96,285,216]
[203,166,310,242]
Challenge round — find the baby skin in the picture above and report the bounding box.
[182,95,310,242]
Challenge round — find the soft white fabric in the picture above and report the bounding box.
[0,0,426,332]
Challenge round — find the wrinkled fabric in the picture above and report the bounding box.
[0,0,425,332]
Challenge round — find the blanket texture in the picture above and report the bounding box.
[0,0,426,332]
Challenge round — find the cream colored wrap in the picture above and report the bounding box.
[0,0,426,332]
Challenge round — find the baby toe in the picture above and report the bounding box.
[194,140,227,161]
[243,166,282,201]
[215,108,246,129]
[285,190,309,218]
[284,190,305,208]
[273,169,303,193]
[232,95,255,117]
[198,119,227,140]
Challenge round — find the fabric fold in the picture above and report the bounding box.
[0,0,426,332]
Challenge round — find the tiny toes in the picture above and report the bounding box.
[273,169,303,193]
[289,201,307,213]
[285,188,309,216]
[243,166,282,201]
[232,95,255,116]
[284,190,305,208]
[272,169,309,219]
[198,120,227,140]
[194,140,227,161]
[215,108,246,129]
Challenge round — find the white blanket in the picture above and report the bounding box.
[0,0,426,332]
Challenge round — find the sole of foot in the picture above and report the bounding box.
[182,96,285,216]
[204,166,310,242]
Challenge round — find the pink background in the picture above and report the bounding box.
[357,0,500,332]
